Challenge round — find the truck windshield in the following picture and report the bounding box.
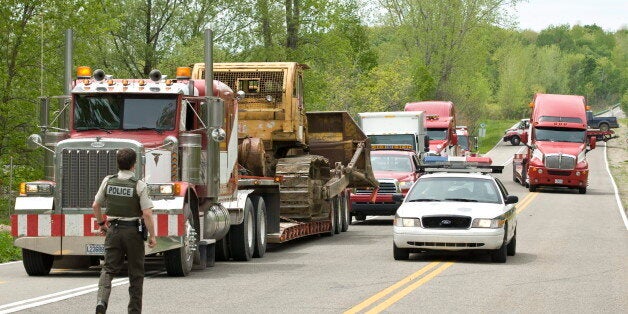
[74,94,178,131]
[534,127,585,143]
[458,136,469,150]
[427,128,448,140]
[371,155,413,172]
[369,134,416,151]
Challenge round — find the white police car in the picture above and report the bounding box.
[392,165,518,263]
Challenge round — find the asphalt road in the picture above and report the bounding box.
[0,140,626,313]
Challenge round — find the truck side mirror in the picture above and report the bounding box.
[589,136,596,150]
[27,134,43,150]
[424,135,430,152]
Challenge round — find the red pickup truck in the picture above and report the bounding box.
[350,150,421,222]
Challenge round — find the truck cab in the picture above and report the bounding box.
[404,101,458,157]
[350,149,421,221]
[512,94,595,194]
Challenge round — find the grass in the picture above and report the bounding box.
[606,118,628,211]
[475,119,519,154]
[0,231,21,263]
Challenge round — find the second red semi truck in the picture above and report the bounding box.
[404,101,459,156]
[512,94,596,194]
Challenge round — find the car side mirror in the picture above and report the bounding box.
[505,195,518,204]
[392,193,405,203]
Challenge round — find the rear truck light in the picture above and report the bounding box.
[21,182,54,196]
[147,183,181,196]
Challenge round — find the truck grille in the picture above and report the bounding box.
[545,154,576,170]
[422,216,471,229]
[61,149,118,208]
[355,180,397,194]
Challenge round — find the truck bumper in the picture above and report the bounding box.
[528,169,588,188]
[350,194,401,216]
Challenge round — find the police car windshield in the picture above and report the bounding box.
[406,177,501,204]
[74,94,177,131]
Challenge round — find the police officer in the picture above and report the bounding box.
[92,148,156,314]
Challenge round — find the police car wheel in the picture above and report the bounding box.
[507,229,516,256]
[230,197,255,261]
[22,249,53,276]
[393,243,409,260]
[251,196,267,258]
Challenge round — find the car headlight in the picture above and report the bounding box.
[20,182,54,196]
[398,181,413,191]
[471,218,505,229]
[147,183,177,196]
[394,215,421,227]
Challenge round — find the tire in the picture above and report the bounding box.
[599,123,609,132]
[215,235,230,261]
[251,196,267,258]
[355,214,366,222]
[578,187,587,194]
[22,249,54,276]
[340,192,350,232]
[491,226,508,263]
[393,243,409,260]
[510,136,521,146]
[507,229,516,256]
[334,197,342,234]
[164,204,197,276]
[529,184,537,192]
[230,197,255,261]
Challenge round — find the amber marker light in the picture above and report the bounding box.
[19,182,26,196]
[122,79,129,86]
[107,79,114,86]
[76,66,92,79]
[138,80,146,86]
[176,67,191,79]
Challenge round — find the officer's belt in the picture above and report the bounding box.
[110,219,139,227]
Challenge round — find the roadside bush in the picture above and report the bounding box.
[0,232,20,263]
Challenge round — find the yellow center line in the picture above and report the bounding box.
[366,262,455,314]
[343,262,440,314]
[516,192,539,214]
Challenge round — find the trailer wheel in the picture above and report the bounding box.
[22,249,54,276]
[230,197,255,261]
[334,197,342,234]
[251,196,267,258]
[599,123,609,132]
[164,204,196,276]
[510,136,521,146]
[340,192,350,232]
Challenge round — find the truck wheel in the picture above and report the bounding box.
[578,187,587,194]
[507,229,516,256]
[393,243,409,260]
[510,136,521,146]
[334,197,342,234]
[340,192,350,232]
[251,196,267,258]
[22,249,54,276]
[529,184,537,192]
[164,204,197,276]
[215,235,230,261]
[599,123,609,132]
[229,197,255,261]
[355,214,366,221]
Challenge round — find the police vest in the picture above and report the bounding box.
[105,175,142,217]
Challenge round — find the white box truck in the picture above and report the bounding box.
[358,111,428,158]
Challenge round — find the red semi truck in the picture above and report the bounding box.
[404,101,459,156]
[512,94,597,194]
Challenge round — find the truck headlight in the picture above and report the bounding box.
[471,218,505,228]
[148,183,177,196]
[398,181,413,191]
[20,182,54,196]
[394,215,421,227]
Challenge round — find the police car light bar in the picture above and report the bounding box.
[419,156,502,173]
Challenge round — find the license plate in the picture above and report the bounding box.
[554,179,563,184]
[86,244,105,255]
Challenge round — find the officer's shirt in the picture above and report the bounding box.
[94,170,154,221]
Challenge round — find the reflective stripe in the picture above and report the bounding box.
[168,215,178,236]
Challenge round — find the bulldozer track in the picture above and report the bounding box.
[276,155,331,220]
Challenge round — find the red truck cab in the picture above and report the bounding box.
[350,150,421,221]
[405,101,458,156]
[513,94,596,194]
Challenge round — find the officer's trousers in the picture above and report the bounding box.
[97,223,145,313]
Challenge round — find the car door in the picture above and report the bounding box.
[495,178,516,240]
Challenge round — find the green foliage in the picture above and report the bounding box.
[476,119,519,154]
[0,232,21,263]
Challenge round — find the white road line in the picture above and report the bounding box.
[0,261,21,267]
[603,143,628,230]
[501,146,526,166]
[0,271,164,313]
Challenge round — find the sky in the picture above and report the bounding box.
[513,0,627,32]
